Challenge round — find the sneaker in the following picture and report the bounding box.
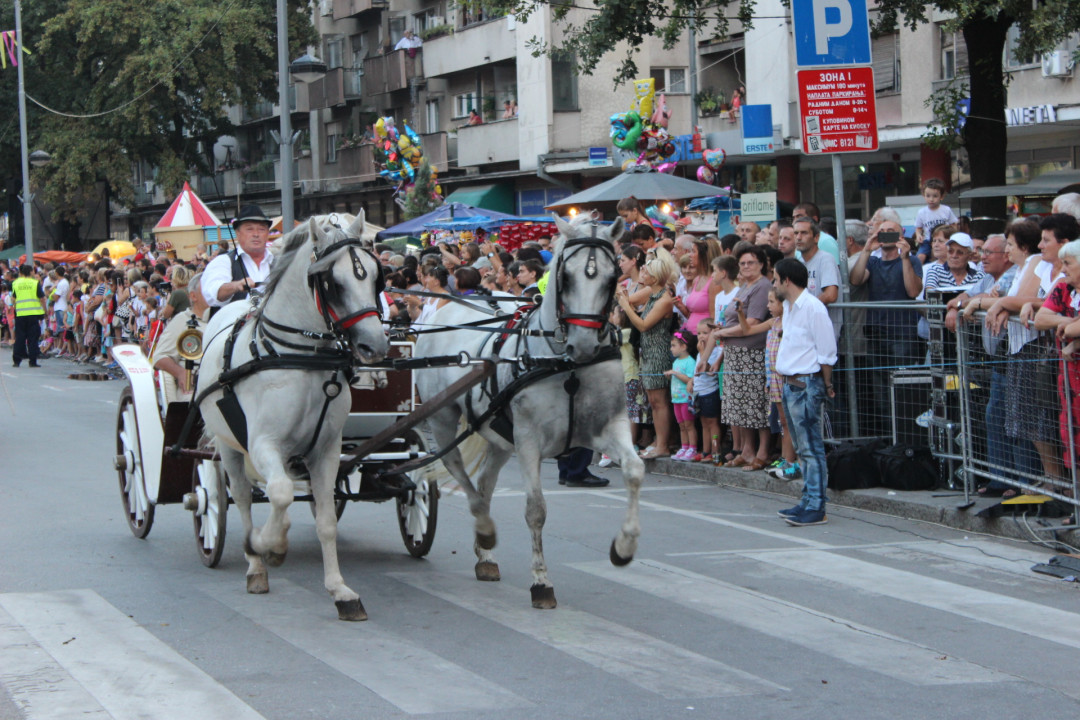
[777,504,804,518]
[597,454,614,468]
[686,452,704,462]
[785,508,828,526]
[699,453,716,464]
[781,463,802,480]
[675,448,694,461]
[766,460,792,479]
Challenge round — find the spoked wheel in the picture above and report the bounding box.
[115,386,154,538]
[397,432,439,558]
[191,459,228,568]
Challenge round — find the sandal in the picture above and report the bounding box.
[724,456,750,468]
[742,457,769,472]
[639,448,670,460]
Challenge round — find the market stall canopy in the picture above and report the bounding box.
[0,247,91,264]
[545,167,731,211]
[154,182,223,228]
[443,184,516,214]
[375,202,516,241]
[959,169,1080,199]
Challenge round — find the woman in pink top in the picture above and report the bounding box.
[675,239,716,331]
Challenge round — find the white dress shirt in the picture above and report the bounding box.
[774,289,838,377]
[202,247,275,308]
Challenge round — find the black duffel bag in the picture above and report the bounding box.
[874,444,941,491]
[826,439,885,491]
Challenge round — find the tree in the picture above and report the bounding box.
[402,159,444,219]
[488,0,1080,217]
[0,0,316,223]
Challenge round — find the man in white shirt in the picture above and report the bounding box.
[394,29,422,53]
[202,205,275,311]
[772,258,837,527]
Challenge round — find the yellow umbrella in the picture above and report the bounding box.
[91,240,137,260]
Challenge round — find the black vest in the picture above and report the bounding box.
[227,249,252,303]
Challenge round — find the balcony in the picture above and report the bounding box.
[363,50,423,95]
[343,68,363,100]
[423,18,515,78]
[242,99,275,123]
[332,0,386,21]
[309,67,346,109]
[457,118,518,167]
[242,159,278,193]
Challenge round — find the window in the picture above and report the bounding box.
[325,36,344,70]
[454,93,479,118]
[650,67,687,94]
[1005,24,1041,69]
[872,32,901,93]
[939,27,968,80]
[388,16,406,48]
[552,52,579,111]
[326,133,338,163]
[426,99,441,133]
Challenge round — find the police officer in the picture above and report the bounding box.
[12,264,46,367]
[202,205,275,313]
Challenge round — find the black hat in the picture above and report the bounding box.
[232,205,272,228]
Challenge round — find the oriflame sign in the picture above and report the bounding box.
[797,67,878,154]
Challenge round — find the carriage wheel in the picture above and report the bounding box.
[115,386,154,538]
[396,432,439,558]
[191,459,228,568]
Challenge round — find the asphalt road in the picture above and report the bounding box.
[3,348,1080,719]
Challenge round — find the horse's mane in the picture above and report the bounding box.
[259,214,356,300]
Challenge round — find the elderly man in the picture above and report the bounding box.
[152,271,209,402]
[202,205,275,311]
[1053,192,1080,220]
[849,214,923,437]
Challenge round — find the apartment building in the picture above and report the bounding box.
[124,1,1080,235]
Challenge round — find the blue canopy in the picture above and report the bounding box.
[374,203,517,241]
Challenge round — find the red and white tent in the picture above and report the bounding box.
[155,182,223,229]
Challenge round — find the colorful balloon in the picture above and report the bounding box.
[703,148,726,171]
[697,166,715,185]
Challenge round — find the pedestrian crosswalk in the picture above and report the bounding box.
[3,531,1080,717]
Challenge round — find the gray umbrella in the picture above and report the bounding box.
[545,166,729,211]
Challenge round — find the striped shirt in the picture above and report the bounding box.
[923,262,984,293]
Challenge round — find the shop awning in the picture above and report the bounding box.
[443,184,516,214]
[959,169,1080,199]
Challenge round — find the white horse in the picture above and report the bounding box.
[414,214,644,608]
[195,212,389,621]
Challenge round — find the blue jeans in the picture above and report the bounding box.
[782,375,828,512]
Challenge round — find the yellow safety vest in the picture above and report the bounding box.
[12,276,45,317]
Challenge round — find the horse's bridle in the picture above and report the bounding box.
[551,221,619,343]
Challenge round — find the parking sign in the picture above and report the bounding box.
[792,0,872,67]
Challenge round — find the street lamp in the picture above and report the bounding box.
[14,0,32,262]
[276,0,327,232]
[290,53,327,84]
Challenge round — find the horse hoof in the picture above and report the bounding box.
[476,532,497,551]
[610,539,634,567]
[475,561,501,582]
[530,584,557,609]
[263,550,287,568]
[246,573,269,594]
[336,599,368,621]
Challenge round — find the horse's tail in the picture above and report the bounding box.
[422,416,492,493]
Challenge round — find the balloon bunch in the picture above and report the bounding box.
[696,148,727,185]
[610,78,676,170]
[373,116,440,198]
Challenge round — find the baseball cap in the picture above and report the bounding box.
[947,232,973,248]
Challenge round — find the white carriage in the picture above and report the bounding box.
[111,338,440,567]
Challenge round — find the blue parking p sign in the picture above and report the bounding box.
[792,0,872,67]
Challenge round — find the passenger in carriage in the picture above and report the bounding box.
[152,272,209,403]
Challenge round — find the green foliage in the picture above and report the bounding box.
[0,0,317,222]
[420,24,453,41]
[922,80,969,152]
[402,158,443,219]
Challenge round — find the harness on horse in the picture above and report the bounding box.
[172,226,384,458]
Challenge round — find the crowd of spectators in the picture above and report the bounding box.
[6,187,1080,500]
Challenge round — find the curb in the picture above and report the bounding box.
[647,457,1079,544]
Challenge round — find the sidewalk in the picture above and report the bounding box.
[647,456,1080,545]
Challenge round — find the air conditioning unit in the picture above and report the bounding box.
[320,0,332,16]
[1042,50,1073,78]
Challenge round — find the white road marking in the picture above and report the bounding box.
[488,484,711,498]
[751,551,1080,650]
[41,385,62,392]
[391,570,787,699]
[0,604,110,719]
[571,559,1011,686]
[0,589,265,720]
[203,579,528,714]
[667,540,935,557]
